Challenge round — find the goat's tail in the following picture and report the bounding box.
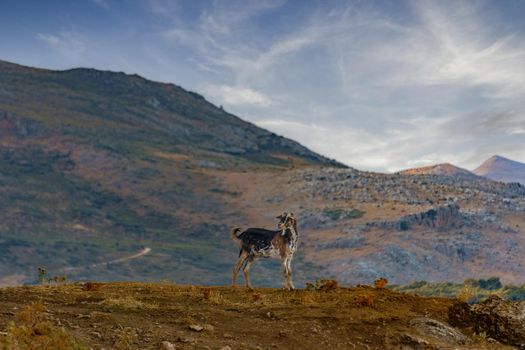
[231,227,242,244]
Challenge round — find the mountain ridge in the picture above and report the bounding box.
[397,163,474,177]
[0,58,344,168]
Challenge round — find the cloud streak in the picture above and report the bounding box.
[155,0,525,171]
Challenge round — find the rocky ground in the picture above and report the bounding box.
[0,282,518,350]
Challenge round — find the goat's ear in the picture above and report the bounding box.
[276,214,283,219]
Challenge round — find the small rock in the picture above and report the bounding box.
[223,333,234,339]
[219,346,232,350]
[189,324,204,332]
[160,341,176,350]
[177,336,195,344]
[394,334,432,348]
[203,324,215,332]
[91,331,102,339]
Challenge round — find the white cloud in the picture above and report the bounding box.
[201,84,272,107]
[93,0,109,10]
[37,31,87,58]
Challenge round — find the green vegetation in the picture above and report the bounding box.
[393,277,525,303]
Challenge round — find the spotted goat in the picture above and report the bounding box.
[231,212,298,290]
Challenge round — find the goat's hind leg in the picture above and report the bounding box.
[243,256,255,290]
[233,250,249,288]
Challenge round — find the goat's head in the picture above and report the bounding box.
[277,212,296,229]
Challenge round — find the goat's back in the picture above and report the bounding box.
[238,228,279,247]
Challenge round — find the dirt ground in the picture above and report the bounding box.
[0,282,515,350]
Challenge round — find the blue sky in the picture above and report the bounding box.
[1,0,525,172]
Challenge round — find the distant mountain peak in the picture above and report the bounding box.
[397,163,473,176]
[486,155,509,162]
[474,155,525,185]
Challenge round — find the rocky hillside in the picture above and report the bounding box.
[474,155,525,185]
[220,167,525,285]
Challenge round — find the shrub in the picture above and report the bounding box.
[374,278,388,289]
[354,294,375,307]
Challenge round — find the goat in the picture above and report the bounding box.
[231,212,298,290]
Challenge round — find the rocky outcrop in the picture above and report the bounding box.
[449,296,525,348]
[369,204,465,231]
[390,318,470,349]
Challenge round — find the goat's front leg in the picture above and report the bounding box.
[233,251,248,288]
[243,256,255,290]
[286,256,295,290]
[281,258,291,290]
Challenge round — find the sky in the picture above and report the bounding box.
[1,0,524,172]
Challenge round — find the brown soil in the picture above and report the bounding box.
[0,283,513,350]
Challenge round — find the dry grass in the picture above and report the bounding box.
[456,284,477,303]
[201,288,223,305]
[0,303,88,350]
[297,291,315,304]
[83,282,102,292]
[100,296,158,310]
[113,326,138,350]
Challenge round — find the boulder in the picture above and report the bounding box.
[409,318,469,345]
[449,296,525,348]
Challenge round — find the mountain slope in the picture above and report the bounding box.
[0,59,343,167]
[397,163,474,177]
[0,59,342,286]
[473,155,525,185]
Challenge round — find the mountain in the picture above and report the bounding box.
[397,163,474,177]
[473,155,525,185]
[0,59,342,286]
